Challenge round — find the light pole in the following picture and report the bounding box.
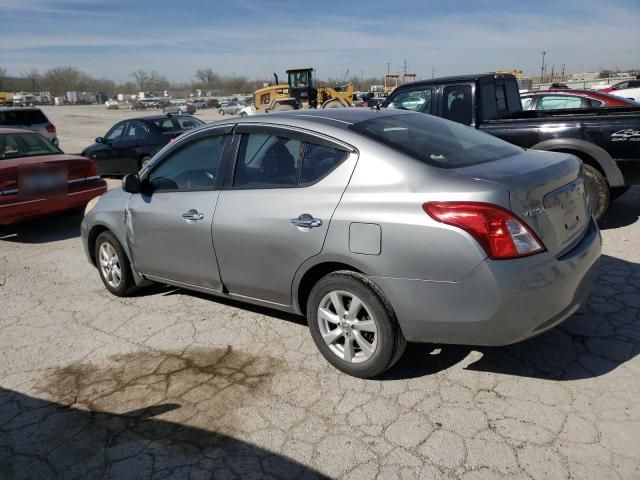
[387,62,391,75]
[541,51,546,81]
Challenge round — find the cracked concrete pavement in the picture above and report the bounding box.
[0,106,639,479]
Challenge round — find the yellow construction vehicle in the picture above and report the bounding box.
[254,68,353,112]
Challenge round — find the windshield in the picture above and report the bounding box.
[288,70,312,89]
[350,113,523,168]
[0,132,62,160]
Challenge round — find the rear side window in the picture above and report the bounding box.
[175,116,203,130]
[442,85,472,125]
[350,113,522,168]
[234,134,303,188]
[0,109,48,126]
[300,144,348,184]
[538,96,584,110]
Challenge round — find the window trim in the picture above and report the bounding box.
[227,124,355,191]
[438,83,476,127]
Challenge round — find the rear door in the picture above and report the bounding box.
[212,125,357,305]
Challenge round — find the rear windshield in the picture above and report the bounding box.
[350,113,522,168]
[0,133,61,160]
[0,109,48,126]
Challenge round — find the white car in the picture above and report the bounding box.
[610,88,640,102]
[239,104,256,117]
[105,100,119,110]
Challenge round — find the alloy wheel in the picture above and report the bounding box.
[98,241,122,289]
[317,290,378,363]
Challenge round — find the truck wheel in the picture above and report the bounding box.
[218,109,225,115]
[307,271,407,378]
[583,164,609,220]
[272,103,294,111]
[322,100,343,108]
[610,186,630,200]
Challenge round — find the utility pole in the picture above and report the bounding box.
[561,63,565,81]
[541,51,546,81]
[387,62,391,75]
[551,64,555,81]
[431,67,435,79]
[403,59,407,74]
[361,70,364,87]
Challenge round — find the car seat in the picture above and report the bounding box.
[261,142,296,184]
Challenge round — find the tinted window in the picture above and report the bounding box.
[386,89,432,113]
[0,133,61,160]
[300,144,348,184]
[481,83,498,120]
[538,96,584,110]
[505,79,522,112]
[125,120,150,140]
[234,134,303,188]
[0,109,48,126]
[442,85,472,125]
[495,85,508,113]
[587,99,605,108]
[105,123,126,142]
[149,135,225,191]
[175,116,203,130]
[350,113,522,168]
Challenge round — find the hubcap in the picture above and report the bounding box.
[317,290,378,364]
[98,242,122,289]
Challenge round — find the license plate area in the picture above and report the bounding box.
[19,167,68,194]
[544,178,589,244]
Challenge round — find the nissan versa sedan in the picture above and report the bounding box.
[81,109,601,378]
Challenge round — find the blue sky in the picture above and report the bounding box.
[1,0,639,82]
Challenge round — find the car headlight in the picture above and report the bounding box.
[84,195,101,215]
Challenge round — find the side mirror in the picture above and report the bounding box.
[122,174,141,194]
[95,136,104,143]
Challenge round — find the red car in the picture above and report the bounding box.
[520,89,639,110]
[600,79,640,94]
[0,128,107,225]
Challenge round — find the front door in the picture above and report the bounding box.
[92,121,127,175]
[126,130,229,290]
[212,126,357,305]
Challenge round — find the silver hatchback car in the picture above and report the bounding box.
[81,109,601,378]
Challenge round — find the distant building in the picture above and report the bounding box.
[570,72,600,81]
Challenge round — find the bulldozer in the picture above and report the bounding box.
[253,67,353,112]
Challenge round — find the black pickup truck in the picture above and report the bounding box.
[382,74,640,218]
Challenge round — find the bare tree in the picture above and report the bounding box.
[22,69,40,92]
[42,66,86,94]
[194,68,219,88]
[148,71,169,91]
[131,69,151,91]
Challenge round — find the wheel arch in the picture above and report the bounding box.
[531,138,624,187]
[87,224,110,266]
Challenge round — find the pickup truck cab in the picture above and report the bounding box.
[382,74,640,219]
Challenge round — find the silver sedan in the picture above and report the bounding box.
[81,109,601,378]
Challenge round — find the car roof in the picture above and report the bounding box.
[392,73,508,91]
[0,127,36,134]
[234,108,413,129]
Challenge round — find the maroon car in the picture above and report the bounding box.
[521,89,639,110]
[0,128,107,225]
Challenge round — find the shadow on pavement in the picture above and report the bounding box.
[0,210,83,244]
[0,347,329,479]
[599,185,640,230]
[385,253,640,381]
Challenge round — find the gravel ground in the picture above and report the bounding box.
[0,106,639,479]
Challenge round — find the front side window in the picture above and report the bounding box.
[105,123,126,142]
[538,95,584,110]
[614,82,629,90]
[442,85,473,125]
[0,133,61,160]
[350,113,522,168]
[386,89,432,113]
[520,96,534,110]
[148,134,225,191]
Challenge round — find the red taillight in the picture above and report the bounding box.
[46,123,56,133]
[423,202,545,260]
[86,161,99,177]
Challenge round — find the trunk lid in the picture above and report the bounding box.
[453,150,590,256]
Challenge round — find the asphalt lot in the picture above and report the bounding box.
[1,105,639,479]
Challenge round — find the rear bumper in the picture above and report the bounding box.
[0,180,107,225]
[372,218,602,346]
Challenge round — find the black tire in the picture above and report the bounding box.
[272,103,294,111]
[139,155,152,170]
[219,109,225,115]
[95,231,138,297]
[610,185,630,200]
[307,271,407,378]
[240,112,247,117]
[583,164,609,220]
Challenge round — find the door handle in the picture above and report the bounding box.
[182,209,204,221]
[291,214,322,228]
